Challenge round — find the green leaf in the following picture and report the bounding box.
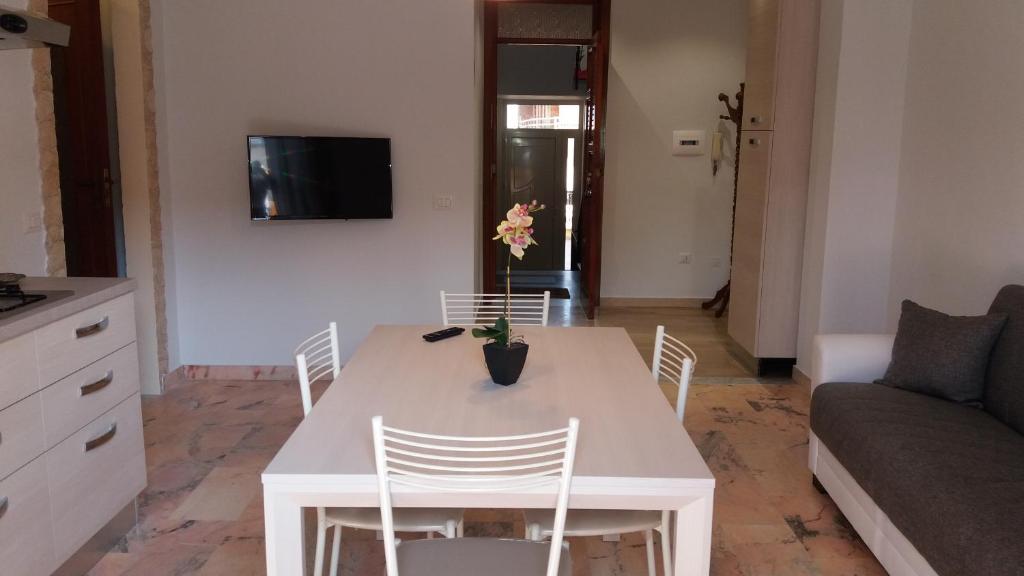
[472,327,501,339]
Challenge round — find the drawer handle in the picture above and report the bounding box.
[750,115,762,124]
[80,370,114,396]
[748,138,761,147]
[84,422,117,452]
[76,316,110,339]
[0,496,7,520]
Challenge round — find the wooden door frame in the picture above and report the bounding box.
[481,0,609,302]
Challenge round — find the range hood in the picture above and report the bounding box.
[0,6,69,50]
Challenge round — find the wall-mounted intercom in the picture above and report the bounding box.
[672,130,707,156]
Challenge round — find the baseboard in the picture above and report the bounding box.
[601,297,704,308]
[792,366,811,387]
[163,364,298,385]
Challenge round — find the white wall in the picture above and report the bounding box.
[601,0,746,299]
[0,0,46,276]
[151,0,479,366]
[795,0,912,371]
[887,0,1024,318]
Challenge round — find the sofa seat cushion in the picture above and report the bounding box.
[811,382,1024,576]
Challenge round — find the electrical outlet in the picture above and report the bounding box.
[710,257,723,269]
[432,195,454,210]
[678,252,692,264]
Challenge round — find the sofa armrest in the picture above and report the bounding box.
[811,334,895,389]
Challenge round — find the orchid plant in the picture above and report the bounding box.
[472,200,545,347]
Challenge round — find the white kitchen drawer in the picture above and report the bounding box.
[41,343,140,449]
[35,293,137,386]
[47,393,146,560]
[0,457,57,576]
[0,332,40,411]
[0,394,45,481]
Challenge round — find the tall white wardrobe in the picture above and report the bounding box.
[728,0,819,368]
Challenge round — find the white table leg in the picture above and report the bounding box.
[264,487,305,575]
[673,495,713,576]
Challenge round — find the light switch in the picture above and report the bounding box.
[672,130,707,156]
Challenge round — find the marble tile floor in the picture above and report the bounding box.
[88,376,885,575]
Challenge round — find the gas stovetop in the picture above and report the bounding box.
[0,273,55,316]
[0,284,48,313]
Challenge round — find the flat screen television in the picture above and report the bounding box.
[248,135,393,221]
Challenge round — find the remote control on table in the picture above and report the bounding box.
[423,327,465,342]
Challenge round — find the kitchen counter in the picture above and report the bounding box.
[0,276,136,344]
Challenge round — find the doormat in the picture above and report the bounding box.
[511,286,571,300]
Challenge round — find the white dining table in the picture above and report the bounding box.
[262,325,715,575]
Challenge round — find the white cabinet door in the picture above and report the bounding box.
[0,458,57,576]
[46,394,146,560]
[35,293,137,385]
[41,342,140,448]
[0,394,45,481]
[729,131,773,356]
[742,0,780,131]
[0,333,40,411]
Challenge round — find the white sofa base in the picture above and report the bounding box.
[808,433,938,576]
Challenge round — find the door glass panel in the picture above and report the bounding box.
[506,104,581,130]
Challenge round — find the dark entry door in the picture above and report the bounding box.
[49,0,119,277]
[501,132,563,271]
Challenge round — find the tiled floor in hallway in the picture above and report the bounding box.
[88,308,884,574]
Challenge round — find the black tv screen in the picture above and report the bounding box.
[248,135,393,220]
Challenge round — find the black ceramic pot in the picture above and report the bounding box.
[482,342,529,386]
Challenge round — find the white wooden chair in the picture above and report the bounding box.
[373,416,580,576]
[525,325,697,576]
[440,291,551,326]
[294,324,463,576]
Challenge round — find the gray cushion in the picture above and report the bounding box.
[986,285,1024,434]
[396,537,571,576]
[878,299,1006,405]
[811,382,1024,576]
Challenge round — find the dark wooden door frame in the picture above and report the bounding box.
[482,0,610,319]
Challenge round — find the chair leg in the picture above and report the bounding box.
[329,525,342,576]
[314,508,328,576]
[644,529,656,576]
[660,511,672,575]
[445,519,457,538]
[427,531,435,539]
[457,519,465,538]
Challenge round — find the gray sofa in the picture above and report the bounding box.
[809,285,1024,576]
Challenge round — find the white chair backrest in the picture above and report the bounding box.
[440,291,551,327]
[293,322,341,417]
[372,416,580,576]
[651,325,697,423]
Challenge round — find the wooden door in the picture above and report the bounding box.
[578,0,611,319]
[48,0,118,277]
[728,131,773,356]
[742,0,780,132]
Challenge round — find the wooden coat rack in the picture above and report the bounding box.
[702,83,743,318]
